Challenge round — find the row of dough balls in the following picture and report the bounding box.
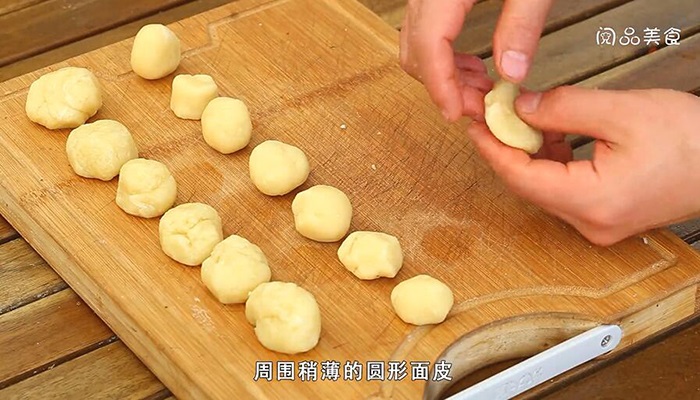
[24,23,456,355]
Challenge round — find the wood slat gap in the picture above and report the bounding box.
[0,233,20,246]
[0,281,68,316]
[141,388,174,400]
[0,335,118,390]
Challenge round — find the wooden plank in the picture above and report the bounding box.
[481,0,700,90]
[0,289,113,386]
[0,0,46,17]
[357,0,406,29]
[0,341,165,399]
[0,0,235,82]
[456,0,632,57]
[580,32,700,93]
[540,315,700,399]
[0,238,66,314]
[1,0,700,398]
[0,217,17,242]
[0,0,194,67]
[568,33,700,148]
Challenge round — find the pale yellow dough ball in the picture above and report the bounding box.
[248,140,310,196]
[65,120,138,181]
[292,185,352,242]
[170,74,218,120]
[116,158,177,218]
[130,24,181,80]
[391,275,454,325]
[245,281,322,354]
[201,97,253,154]
[201,235,271,304]
[26,66,102,130]
[337,231,403,280]
[158,203,223,266]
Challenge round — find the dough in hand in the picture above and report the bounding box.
[391,274,453,325]
[201,97,252,154]
[170,74,218,120]
[116,158,177,218]
[201,235,271,304]
[292,185,352,242]
[484,79,543,154]
[245,281,321,354]
[25,67,102,130]
[337,231,403,280]
[66,120,138,181]
[249,140,310,196]
[159,203,223,266]
[130,24,181,80]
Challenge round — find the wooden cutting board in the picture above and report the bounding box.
[1,0,700,398]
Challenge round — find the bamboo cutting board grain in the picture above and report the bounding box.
[1,0,700,398]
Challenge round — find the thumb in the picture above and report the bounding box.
[514,86,631,141]
[493,0,553,83]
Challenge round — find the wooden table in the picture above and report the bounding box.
[1,0,699,398]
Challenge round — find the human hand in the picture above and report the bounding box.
[399,0,553,122]
[466,86,700,246]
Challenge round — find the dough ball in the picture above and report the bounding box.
[158,203,223,266]
[484,79,543,154]
[116,158,177,218]
[201,97,253,154]
[130,24,181,80]
[65,120,138,181]
[337,231,403,280]
[292,185,352,242]
[25,67,102,130]
[245,281,321,354]
[248,140,310,196]
[391,274,454,325]
[170,74,218,120]
[201,235,271,304]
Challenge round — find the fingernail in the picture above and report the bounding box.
[516,92,542,114]
[500,50,529,81]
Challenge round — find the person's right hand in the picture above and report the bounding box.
[399,0,554,122]
[466,86,700,246]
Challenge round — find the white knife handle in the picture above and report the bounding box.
[445,325,622,400]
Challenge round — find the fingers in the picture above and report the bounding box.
[454,53,487,73]
[533,132,573,163]
[493,0,553,83]
[400,0,479,121]
[514,86,634,141]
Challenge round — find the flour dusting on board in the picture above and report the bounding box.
[191,301,215,332]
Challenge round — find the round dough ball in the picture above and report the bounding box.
[65,120,138,181]
[391,275,454,325]
[201,97,252,154]
[158,203,223,266]
[201,235,271,304]
[170,74,218,120]
[116,158,177,218]
[245,281,321,354]
[292,185,352,242]
[130,24,181,80]
[25,67,102,130]
[337,231,403,280]
[248,140,310,196]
